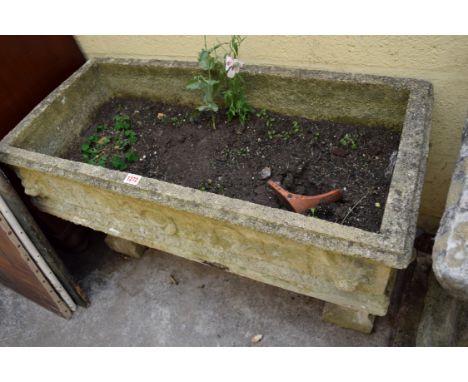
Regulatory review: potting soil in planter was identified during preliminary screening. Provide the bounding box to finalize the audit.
[63,97,401,233]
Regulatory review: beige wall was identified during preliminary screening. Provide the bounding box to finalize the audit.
[76,35,468,232]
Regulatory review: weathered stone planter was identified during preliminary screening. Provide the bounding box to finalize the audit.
[433,113,468,301]
[0,59,433,332]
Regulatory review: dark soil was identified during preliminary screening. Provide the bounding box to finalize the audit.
[64,97,401,233]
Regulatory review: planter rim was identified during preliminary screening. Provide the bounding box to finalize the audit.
[0,58,433,269]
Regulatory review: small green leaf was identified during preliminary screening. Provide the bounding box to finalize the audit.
[111,155,127,171]
[197,103,219,113]
[114,115,131,130]
[97,155,108,167]
[81,143,90,153]
[204,79,219,86]
[186,79,202,90]
[125,151,138,163]
[198,50,212,70]
[124,130,133,136]
[119,140,131,151]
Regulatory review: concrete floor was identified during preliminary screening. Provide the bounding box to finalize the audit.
[0,234,399,346]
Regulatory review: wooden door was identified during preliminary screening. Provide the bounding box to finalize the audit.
[0,169,88,317]
[0,36,89,317]
[0,35,89,254]
[0,35,85,139]
[0,211,73,318]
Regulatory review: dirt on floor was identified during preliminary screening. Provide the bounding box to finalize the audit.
[64,97,401,232]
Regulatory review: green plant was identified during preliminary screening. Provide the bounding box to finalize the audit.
[339,133,358,150]
[111,155,127,171]
[291,121,303,136]
[223,36,251,125]
[80,113,140,170]
[186,35,251,128]
[170,116,180,127]
[265,116,278,140]
[81,133,112,165]
[114,114,131,130]
[222,146,250,162]
[309,208,317,217]
[198,180,224,194]
[264,116,303,141]
[279,121,304,141]
[256,109,268,120]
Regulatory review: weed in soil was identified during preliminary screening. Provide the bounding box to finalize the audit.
[80,113,139,171]
[339,133,358,150]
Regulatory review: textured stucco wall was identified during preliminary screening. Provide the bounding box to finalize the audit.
[75,35,468,232]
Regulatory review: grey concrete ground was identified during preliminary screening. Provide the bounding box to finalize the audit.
[457,304,468,346]
[0,234,397,346]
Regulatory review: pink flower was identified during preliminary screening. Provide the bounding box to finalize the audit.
[225,55,243,78]
[225,56,234,70]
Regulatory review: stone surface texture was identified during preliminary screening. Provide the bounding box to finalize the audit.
[416,273,465,346]
[104,235,147,258]
[322,302,375,334]
[0,238,395,346]
[433,115,468,301]
[0,59,433,329]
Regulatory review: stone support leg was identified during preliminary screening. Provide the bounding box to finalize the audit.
[104,235,147,259]
[322,302,375,333]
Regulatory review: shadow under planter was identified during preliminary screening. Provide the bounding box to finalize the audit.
[0,59,433,333]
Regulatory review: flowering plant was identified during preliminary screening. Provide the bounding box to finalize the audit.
[225,56,242,78]
[186,35,251,128]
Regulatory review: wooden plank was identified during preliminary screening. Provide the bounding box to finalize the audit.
[0,37,91,305]
[0,195,76,311]
[0,169,89,306]
[0,213,72,319]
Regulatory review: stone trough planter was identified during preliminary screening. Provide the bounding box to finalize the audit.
[0,59,433,332]
[433,113,468,301]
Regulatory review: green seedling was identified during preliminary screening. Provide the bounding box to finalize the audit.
[170,116,180,126]
[97,155,108,167]
[280,121,304,141]
[222,147,250,161]
[198,180,224,194]
[111,155,128,171]
[265,117,278,140]
[339,133,358,150]
[125,151,139,163]
[114,114,131,130]
[124,130,137,144]
[256,109,268,120]
[81,113,139,170]
[266,119,304,141]
[291,121,303,136]
[309,208,317,217]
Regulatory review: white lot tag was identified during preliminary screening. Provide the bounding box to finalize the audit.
[124,173,141,185]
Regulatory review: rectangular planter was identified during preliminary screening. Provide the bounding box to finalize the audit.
[0,59,433,332]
